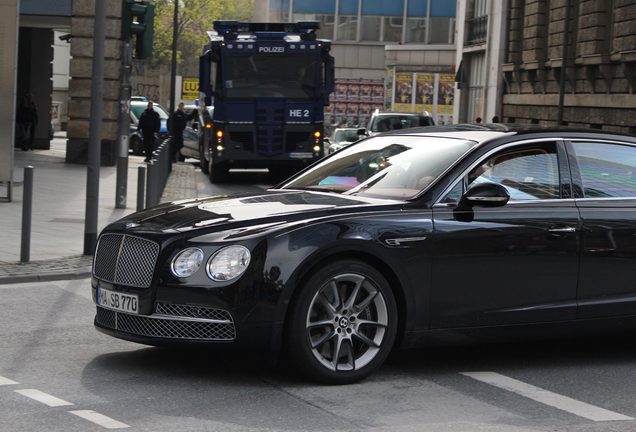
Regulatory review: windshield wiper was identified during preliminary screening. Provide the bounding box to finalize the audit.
[290,186,345,194]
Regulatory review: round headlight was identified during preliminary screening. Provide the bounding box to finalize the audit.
[171,248,204,278]
[206,245,251,282]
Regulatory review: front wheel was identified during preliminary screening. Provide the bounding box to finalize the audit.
[130,135,143,156]
[199,141,209,174]
[209,161,228,183]
[288,260,397,384]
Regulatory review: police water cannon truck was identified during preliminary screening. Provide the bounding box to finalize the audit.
[199,20,335,182]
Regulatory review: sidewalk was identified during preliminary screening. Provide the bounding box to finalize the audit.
[0,133,197,284]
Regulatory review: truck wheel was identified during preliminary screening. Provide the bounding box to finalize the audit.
[288,260,398,384]
[199,143,209,175]
[209,162,228,183]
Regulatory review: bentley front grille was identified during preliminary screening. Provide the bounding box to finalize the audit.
[95,304,236,341]
[93,234,160,288]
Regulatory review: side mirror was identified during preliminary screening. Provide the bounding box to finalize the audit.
[357,128,368,136]
[323,137,330,144]
[458,182,510,209]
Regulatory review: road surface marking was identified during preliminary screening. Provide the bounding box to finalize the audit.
[14,389,73,407]
[0,375,18,386]
[461,371,633,422]
[70,410,130,429]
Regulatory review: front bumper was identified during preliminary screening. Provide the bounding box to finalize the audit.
[94,302,236,343]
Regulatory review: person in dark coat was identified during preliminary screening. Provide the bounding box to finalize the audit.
[169,102,196,162]
[138,101,161,162]
[17,93,38,151]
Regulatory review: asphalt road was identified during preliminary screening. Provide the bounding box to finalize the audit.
[3,168,636,431]
[2,277,636,432]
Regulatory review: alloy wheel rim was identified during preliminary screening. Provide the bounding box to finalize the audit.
[305,273,388,372]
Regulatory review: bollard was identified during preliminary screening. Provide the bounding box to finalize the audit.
[137,165,146,211]
[20,166,34,263]
[146,160,156,208]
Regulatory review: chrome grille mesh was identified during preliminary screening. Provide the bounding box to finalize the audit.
[93,234,159,288]
[155,303,232,322]
[95,305,236,341]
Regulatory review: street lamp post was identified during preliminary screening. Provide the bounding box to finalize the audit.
[169,0,179,114]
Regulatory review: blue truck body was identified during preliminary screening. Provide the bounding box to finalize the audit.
[199,21,335,182]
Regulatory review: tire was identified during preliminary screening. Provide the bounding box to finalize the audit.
[209,161,228,183]
[130,136,143,156]
[288,260,397,384]
[199,142,209,175]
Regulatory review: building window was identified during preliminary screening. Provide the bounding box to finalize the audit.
[292,13,336,40]
[466,52,485,122]
[360,16,382,41]
[287,0,455,45]
[384,16,404,42]
[406,18,427,43]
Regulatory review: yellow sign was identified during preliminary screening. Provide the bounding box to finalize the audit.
[182,78,199,100]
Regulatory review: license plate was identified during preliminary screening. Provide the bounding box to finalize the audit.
[289,152,313,159]
[97,287,139,314]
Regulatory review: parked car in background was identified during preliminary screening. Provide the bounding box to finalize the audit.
[92,125,636,384]
[180,105,214,173]
[128,100,170,155]
[364,111,435,136]
[324,127,363,154]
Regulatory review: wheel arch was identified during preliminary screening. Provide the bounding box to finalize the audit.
[274,246,412,360]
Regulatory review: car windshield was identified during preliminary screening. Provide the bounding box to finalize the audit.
[371,115,434,132]
[334,129,360,143]
[130,103,169,120]
[281,136,473,199]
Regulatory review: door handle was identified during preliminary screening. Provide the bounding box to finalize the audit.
[548,226,577,233]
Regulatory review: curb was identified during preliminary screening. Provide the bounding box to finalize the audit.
[0,270,92,285]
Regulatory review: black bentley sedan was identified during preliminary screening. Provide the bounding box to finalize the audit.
[92,125,636,384]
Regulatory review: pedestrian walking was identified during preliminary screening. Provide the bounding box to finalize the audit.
[169,102,196,162]
[138,101,161,162]
[17,93,38,151]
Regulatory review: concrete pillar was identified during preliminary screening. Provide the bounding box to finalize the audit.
[66,0,122,165]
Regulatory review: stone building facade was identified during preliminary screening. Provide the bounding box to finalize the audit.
[66,0,123,165]
[502,0,636,134]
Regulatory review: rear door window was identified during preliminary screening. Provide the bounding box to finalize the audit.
[570,142,636,198]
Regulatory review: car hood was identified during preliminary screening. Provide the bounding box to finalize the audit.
[109,190,401,236]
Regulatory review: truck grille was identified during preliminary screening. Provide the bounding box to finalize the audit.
[95,304,236,341]
[256,127,283,156]
[93,234,159,288]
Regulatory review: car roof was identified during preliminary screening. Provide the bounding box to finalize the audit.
[375,123,636,145]
[373,112,430,117]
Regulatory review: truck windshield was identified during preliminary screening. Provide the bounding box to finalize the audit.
[224,54,317,99]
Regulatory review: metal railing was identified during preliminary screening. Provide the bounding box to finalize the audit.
[144,138,172,208]
[466,15,488,46]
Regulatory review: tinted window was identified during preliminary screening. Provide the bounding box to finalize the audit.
[224,54,317,98]
[441,145,560,203]
[571,142,636,198]
[371,115,434,132]
[334,129,360,143]
[466,146,560,201]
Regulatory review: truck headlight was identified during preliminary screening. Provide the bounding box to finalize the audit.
[206,245,251,281]
[171,248,204,278]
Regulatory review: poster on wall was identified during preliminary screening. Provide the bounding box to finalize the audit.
[394,73,413,112]
[325,78,386,135]
[436,74,455,125]
[415,73,434,114]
